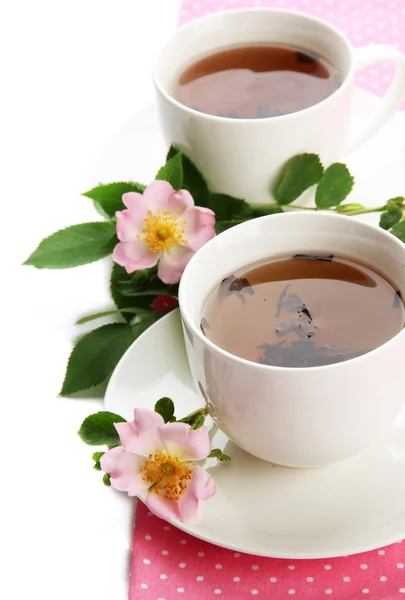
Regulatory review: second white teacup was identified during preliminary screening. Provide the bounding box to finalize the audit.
[153,9,405,204]
[179,212,405,468]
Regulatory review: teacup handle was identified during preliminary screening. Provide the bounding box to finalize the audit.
[346,45,405,155]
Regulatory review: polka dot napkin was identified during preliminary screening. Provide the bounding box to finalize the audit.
[130,503,405,599]
[129,2,405,598]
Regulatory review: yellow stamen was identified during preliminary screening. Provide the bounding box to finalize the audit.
[139,210,187,253]
[139,449,192,501]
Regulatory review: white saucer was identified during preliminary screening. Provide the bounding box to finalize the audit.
[105,310,405,559]
[101,89,405,559]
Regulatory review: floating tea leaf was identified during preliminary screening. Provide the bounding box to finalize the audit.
[275,284,307,316]
[259,340,369,368]
[221,275,254,304]
[296,51,318,64]
[393,290,402,308]
[293,254,334,261]
[300,307,312,320]
[200,317,210,335]
[201,256,405,368]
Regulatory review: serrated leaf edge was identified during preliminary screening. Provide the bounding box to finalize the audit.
[59,323,134,396]
[23,221,116,268]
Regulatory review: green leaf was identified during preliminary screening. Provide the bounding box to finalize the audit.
[133,313,162,338]
[60,323,135,395]
[117,266,178,299]
[390,220,405,243]
[208,449,223,459]
[120,288,176,298]
[83,182,146,219]
[24,222,117,269]
[178,407,207,429]
[103,473,111,486]
[131,269,153,285]
[208,193,253,222]
[315,163,354,209]
[214,222,232,235]
[386,196,405,210]
[156,152,183,189]
[154,397,175,423]
[208,448,231,461]
[182,153,210,207]
[110,263,154,321]
[213,205,283,234]
[92,451,105,470]
[274,154,324,205]
[165,146,210,207]
[166,145,178,161]
[250,205,284,218]
[78,411,126,446]
[191,414,205,430]
[380,210,402,230]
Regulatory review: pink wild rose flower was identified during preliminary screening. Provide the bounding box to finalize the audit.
[113,180,216,284]
[100,408,215,523]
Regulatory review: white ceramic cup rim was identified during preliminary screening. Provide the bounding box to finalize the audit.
[152,7,355,123]
[179,212,405,373]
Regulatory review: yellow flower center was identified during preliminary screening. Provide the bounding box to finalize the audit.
[139,449,192,500]
[139,210,187,253]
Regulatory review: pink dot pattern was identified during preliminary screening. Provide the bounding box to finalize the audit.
[179,0,405,110]
[129,504,405,599]
[130,2,405,598]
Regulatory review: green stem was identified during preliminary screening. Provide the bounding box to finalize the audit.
[282,204,387,216]
[284,204,320,211]
[344,206,386,216]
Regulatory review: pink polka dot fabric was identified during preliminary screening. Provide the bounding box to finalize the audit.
[179,0,405,110]
[129,2,405,598]
[130,504,405,599]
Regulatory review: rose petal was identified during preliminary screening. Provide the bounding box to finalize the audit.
[100,447,147,496]
[157,245,194,284]
[166,189,195,214]
[178,465,216,523]
[142,180,175,213]
[183,206,216,252]
[122,191,146,211]
[115,408,165,456]
[145,492,180,521]
[113,240,159,274]
[116,206,147,242]
[159,422,211,460]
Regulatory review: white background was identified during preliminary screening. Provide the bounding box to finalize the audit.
[3,2,405,599]
[1,1,180,598]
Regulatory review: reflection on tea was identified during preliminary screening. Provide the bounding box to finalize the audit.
[201,255,405,368]
[173,44,340,118]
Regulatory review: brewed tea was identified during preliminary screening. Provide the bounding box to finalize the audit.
[173,44,340,118]
[201,255,405,368]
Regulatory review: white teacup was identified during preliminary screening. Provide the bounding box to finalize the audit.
[153,8,405,205]
[178,212,405,468]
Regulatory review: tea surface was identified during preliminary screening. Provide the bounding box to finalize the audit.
[201,255,405,368]
[173,44,340,118]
